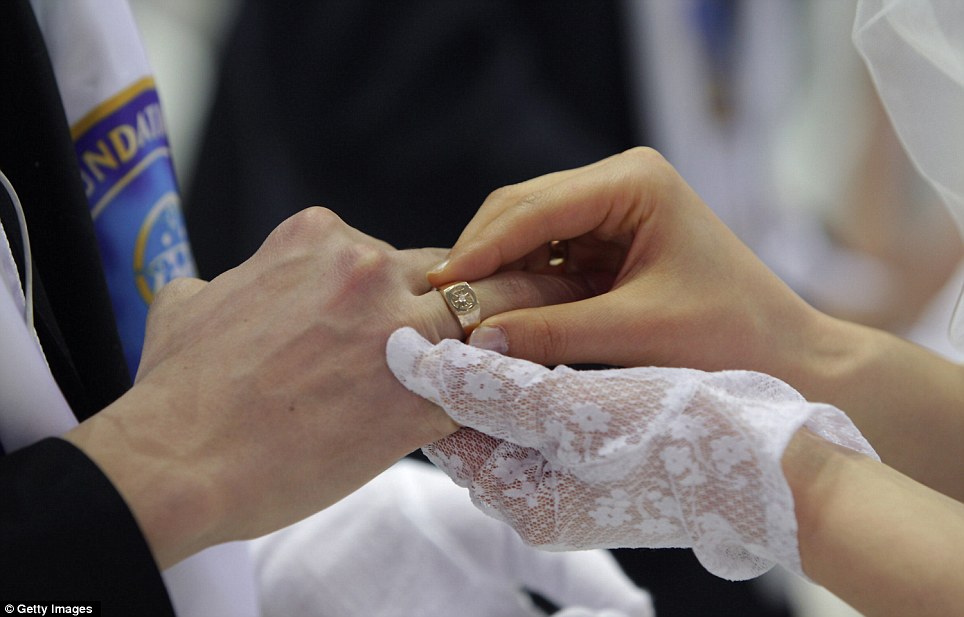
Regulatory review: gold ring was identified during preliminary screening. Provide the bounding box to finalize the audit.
[438,282,481,336]
[548,240,568,267]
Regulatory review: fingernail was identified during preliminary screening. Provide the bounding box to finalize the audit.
[428,259,449,275]
[468,326,508,354]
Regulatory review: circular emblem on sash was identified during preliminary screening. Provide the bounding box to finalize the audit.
[134,192,194,303]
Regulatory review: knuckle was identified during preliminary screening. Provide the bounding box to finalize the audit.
[275,206,343,244]
[292,205,342,233]
[333,242,391,286]
[618,146,677,199]
[516,190,545,213]
[632,147,678,184]
[257,207,348,262]
[623,145,666,167]
[483,184,517,205]
[621,146,675,183]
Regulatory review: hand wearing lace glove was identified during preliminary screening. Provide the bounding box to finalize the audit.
[427,147,964,508]
[386,328,878,581]
[252,460,653,617]
[406,148,964,615]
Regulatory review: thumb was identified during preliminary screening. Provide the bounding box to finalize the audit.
[386,326,560,446]
[468,296,623,367]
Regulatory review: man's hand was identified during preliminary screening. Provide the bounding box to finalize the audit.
[64,207,593,568]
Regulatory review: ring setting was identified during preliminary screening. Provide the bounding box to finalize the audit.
[438,282,481,336]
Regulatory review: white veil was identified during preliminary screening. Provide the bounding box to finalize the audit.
[852,0,964,347]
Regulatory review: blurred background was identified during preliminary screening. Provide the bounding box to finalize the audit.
[130,1,963,616]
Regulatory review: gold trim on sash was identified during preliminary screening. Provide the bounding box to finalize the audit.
[70,76,156,140]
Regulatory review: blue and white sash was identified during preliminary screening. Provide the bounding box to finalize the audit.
[25,2,258,614]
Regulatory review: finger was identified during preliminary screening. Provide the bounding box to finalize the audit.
[421,427,504,487]
[395,247,452,293]
[449,152,627,249]
[423,270,597,342]
[512,238,626,277]
[428,148,666,287]
[468,294,634,367]
[450,165,590,248]
[385,327,559,446]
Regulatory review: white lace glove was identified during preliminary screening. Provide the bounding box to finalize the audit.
[386,327,879,581]
[251,459,653,617]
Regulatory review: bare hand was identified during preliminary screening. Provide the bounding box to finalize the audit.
[65,207,593,568]
[429,147,825,384]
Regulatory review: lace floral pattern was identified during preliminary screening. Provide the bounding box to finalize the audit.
[387,327,879,581]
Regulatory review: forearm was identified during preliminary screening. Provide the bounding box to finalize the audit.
[785,312,964,501]
[783,430,964,616]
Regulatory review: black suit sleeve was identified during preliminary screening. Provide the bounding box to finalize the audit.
[0,438,175,617]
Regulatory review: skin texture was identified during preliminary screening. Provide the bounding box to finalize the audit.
[64,207,595,569]
[427,148,964,616]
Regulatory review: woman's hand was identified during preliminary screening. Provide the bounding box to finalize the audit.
[385,327,877,581]
[429,147,964,509]
[428,148,828,386]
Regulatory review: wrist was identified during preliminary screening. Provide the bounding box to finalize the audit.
[776,309,869,406]
[780,429,853,542]
[63,386,223,569]
[782,428,964,616]
[781,308,964,499]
